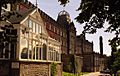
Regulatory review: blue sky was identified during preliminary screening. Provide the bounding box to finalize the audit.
[28,0,114,56]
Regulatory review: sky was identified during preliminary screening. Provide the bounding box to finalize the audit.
[28,0,115,56]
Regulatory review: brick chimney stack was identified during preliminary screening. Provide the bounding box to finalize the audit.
[99,36,103,55]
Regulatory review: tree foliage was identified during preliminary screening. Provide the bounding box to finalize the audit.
[0,0,21,18]
[75,0,120,34]
[58,0,69,6]
[111,49,120,75]
[59,0,120,45]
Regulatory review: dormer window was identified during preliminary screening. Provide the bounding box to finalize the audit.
[17,5,20,11]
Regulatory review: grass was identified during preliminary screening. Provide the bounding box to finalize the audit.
[62,72,88,76]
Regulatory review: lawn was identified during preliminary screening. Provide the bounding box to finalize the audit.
[62,72,88,76]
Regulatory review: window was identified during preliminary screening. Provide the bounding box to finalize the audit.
[0,45,3,58]
[28,45,32,59]
[36,23,39,34]
[43,44,47,60]
[48,46,60,61]
[33,41,36,59]
[28,20,32,29]
[49,24,51,30]
[54,27,55,32]
[33,22,36,33]
[29,32,32,38]
[20,37,28,59]
[39,25,42,33]
[39,47,42,60]
[21,47,28,59]
[60,31,62,36]
[17,5,19,10]
[57,29,59,34]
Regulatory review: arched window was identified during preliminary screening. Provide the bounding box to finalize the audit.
[43,44,47,60]
[20,37,28,59]
[21,47,28,59]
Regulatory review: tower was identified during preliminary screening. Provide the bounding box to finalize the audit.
[57,10,71,26]
[57,10,76,54]
[99,36,103,55]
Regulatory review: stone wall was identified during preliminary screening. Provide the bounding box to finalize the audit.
[0,60,62,76]
[0,60,10,76]
[56,64,62,76]
[20,61,62,76]
[75,56,83,73]
[20,62,50,76]
[62,54,75,73]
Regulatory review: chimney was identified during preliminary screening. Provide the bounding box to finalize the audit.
[99,36,103,55]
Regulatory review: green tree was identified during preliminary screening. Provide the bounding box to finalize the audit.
[111,49,120,75]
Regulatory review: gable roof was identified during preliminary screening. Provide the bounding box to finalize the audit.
[2,8,36,24]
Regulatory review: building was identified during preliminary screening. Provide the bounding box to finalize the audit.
[75,35,84,73]
[93,52,107,72]
[76,34,94,72]
[76,34,107,72]
[0,0,77,75]
[0,5,62,76]
[0,0,108,74]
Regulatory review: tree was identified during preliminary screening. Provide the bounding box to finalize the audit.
[0,0,23,20]
[59,0,120,34]
[111,49,120,76]
[109,36,120,75]
[58,0,69,6]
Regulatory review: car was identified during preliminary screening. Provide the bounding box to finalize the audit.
[100,68,111,74]
[99,73,111,76]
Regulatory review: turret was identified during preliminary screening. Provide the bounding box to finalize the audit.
[57,10,71,26]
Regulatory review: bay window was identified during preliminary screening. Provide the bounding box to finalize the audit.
[20,19,61,62]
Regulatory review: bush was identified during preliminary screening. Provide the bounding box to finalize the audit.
[117,70,120,76]
[51,63,57,76]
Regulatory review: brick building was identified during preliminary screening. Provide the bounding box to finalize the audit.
[0,1,62,76]
[0,0,108,75]
[0,0,77,75]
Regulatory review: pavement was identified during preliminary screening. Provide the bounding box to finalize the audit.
[81,72,111,76]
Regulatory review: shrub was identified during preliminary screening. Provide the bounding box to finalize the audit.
[51,63,57,76]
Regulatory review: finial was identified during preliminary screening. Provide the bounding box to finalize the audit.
[36,0,38,7]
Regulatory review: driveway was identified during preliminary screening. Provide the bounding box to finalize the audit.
[81,72,111,76]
